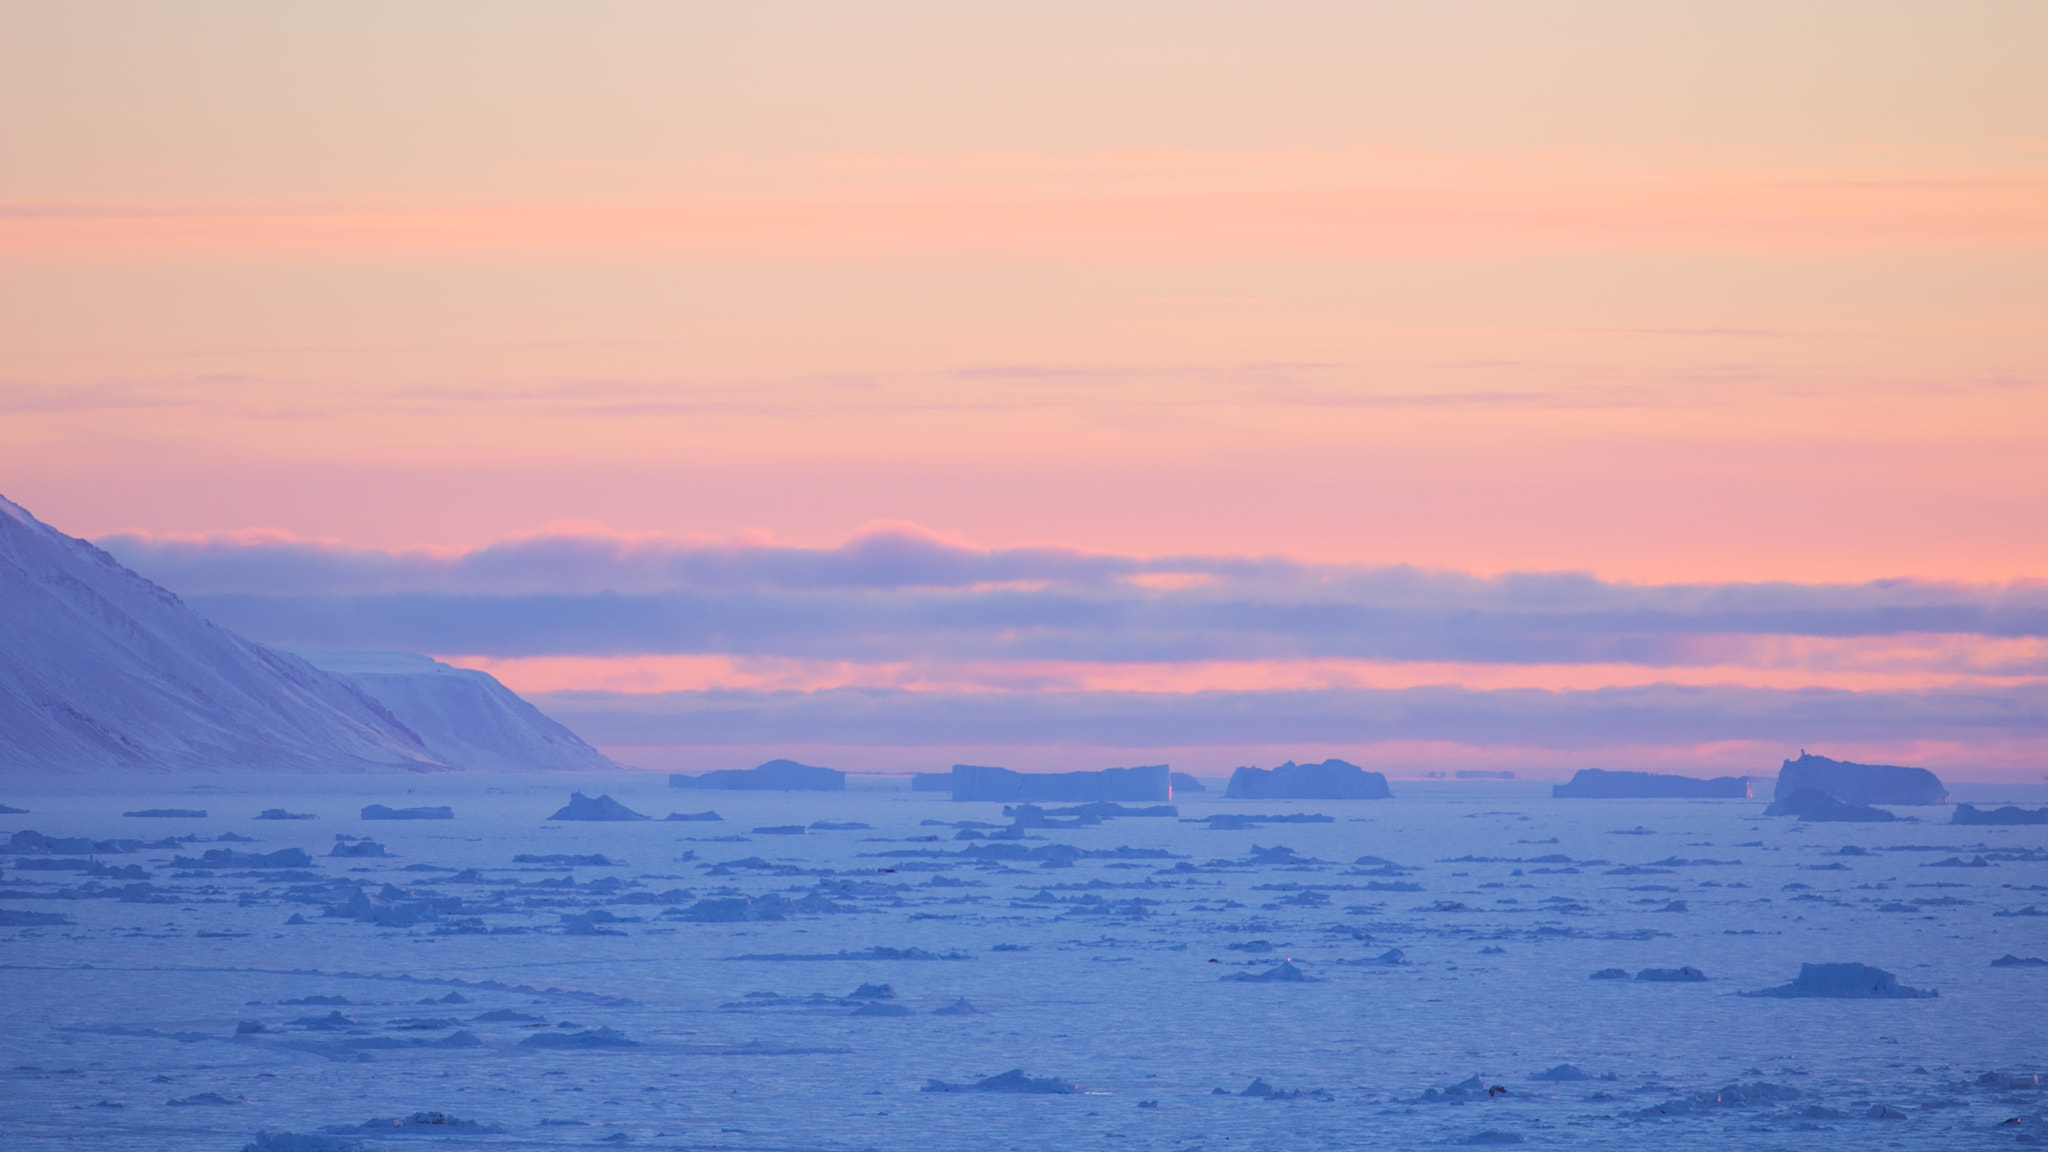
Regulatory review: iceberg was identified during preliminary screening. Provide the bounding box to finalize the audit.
[1772,751,1948,806]
[1551,770,1750,799]
[1742,962,1936,999]
[1951,803,2048,825]
[1226,759,1391,800]
[949,763,1169,802]
[669,759,845,791]
[547,793,649,821]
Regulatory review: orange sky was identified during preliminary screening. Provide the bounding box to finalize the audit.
[4,4,2048,776]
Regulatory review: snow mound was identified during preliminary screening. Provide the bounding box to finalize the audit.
[1742,962,1937,999]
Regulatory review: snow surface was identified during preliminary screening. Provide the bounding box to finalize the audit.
[1,775,2042,1151]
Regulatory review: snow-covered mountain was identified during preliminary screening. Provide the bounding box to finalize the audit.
[0,493,449,773]
[0,493,619,773]
[292,649,622,773]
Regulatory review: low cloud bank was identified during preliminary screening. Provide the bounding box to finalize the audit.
[99,526,2048,668]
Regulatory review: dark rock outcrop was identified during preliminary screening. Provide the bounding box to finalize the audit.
[1226,759,1391,800]
[1741,962,1936,999]
[670,759,845,791]
[1773,752,1948,806]
[950,763,1169,802]
[1551,770,1749,799]
[1952,803,2048,825]
[547,793,649,821]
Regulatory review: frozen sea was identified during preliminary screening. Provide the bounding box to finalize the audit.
[3,774,2044,1151]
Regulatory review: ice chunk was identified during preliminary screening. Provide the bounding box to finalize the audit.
[1529,1064,1591,1081]
[240,1134,365,1152]
[547,793,649,821]
[951,764,1168,802]
[931,999,979,1015]
[1221,961,1316,983]
[1951,803,2048,825]
[923,1069,1076,1094]
[1552,770,1750,798]
[670,759,846,791]
[0,909,72,926]
[360,804,453,820]
[1741,962,1937,999]
[329,840,390,858]
[1764,789,1898,822]
[662,811,723,821]
[256,809,318,820]
[1635,967,1706,982]
[1226,759,1391,800]
[516,1027,638,1049]
[123,808,207,818]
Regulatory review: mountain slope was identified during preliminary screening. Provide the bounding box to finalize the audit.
[293,649,623,772]
[0,494,450,773]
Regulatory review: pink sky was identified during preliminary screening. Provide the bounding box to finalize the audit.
[5,3,2046,777]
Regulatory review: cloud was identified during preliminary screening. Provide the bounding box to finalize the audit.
[97,526,2048,669]
[534,681,2048,752]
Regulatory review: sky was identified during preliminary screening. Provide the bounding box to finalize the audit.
[4,3,2046,778]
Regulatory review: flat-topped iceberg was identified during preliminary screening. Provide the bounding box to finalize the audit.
[949,763,1169,802]
[1552,770,1749,799]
